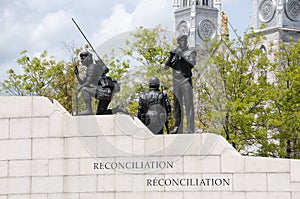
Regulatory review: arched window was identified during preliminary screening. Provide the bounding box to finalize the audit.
[259,45,268,77]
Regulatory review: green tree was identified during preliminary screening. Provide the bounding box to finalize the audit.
[107,26,175,116]
[196,30,274,155]
[197,29,300,158]
[267,39,300,158]
[1,50,76,112]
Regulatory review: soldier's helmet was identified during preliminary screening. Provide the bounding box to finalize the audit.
[80,52,93,66]
[148,76,160,89]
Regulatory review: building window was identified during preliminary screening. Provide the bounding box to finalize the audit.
[203,0,208,6]
[183,0,188,7]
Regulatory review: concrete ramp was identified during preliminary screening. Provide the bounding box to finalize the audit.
[0,96,299,199]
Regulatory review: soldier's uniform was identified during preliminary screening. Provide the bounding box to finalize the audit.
[138,77,171,134]
[165,35,197,134]
[75,52,126,115]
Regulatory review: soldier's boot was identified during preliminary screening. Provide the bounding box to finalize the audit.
[112,105,129,115]
[170,126,183,134]
[78,98,93,115]
[170,126,179,134]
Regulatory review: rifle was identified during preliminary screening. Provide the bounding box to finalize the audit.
[71,18,104,63]
[161,84,170,134]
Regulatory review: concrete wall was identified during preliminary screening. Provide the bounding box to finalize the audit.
[0,96,299,199]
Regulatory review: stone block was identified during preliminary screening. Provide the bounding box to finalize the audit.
[145,135,164,156]
[221,192,246,199]
[8,194,47,199]
[132,134,146,155]
[221,150,244,173]
[0,161,8,177]
[32,117,49,138]
[0,96,32,118]
[8,177,31,194]
[183,156,220,173]
[131,174,146,192]
[62,114,77,137]
[79,157,115,175]
[98,136,116,157]
[115,192,145,199]
[245,157,289,173]
[31,176,63,193]
[79,193,114,199]
[0,178,7,194]
[49,111,64,137]
[10,118,32,138]
[96,115,116,136]
[32,138,64,159]
[114,115,144,136]
[98,175,115,192]
[0,139,31,160]
[292,192,300,199]
[183,192,221,199]
[74,116,107,137]
[233,173,267,191]
[65,137,96,158]
[267,173,300,192]
[291,160,300,182]
[164,134,200,156]
[9,160,48,176]
[98,174,132,192]
[48,193,79,199]
[49,159,80,176]
[162,192,184,199]
[0,119,9,139]
[114,135,133,156]
[246,192,292,199]
[199,133,237,156]
[64,176,97,193]
[32,97,55,117]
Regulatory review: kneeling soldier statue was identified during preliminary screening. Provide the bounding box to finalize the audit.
[74,51,128,115]
[137,77,171,134]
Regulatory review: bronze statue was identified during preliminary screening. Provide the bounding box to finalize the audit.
[74,52,104,115]
[74,51,128,115]
[165,35,197,134]
[137,77,171,134]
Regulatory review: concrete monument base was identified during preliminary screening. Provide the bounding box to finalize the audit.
[0,96,299,199]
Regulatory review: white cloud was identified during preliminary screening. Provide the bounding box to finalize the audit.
[92,0,174,46]
[132,0,174,29]
[91,4,134,45]
[30,10,73,45]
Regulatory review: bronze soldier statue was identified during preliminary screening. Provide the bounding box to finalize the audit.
[165,35,197,134]
[137,77,171,134]
[74,51,128,115]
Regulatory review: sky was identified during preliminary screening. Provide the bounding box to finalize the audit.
[0,0,252,83]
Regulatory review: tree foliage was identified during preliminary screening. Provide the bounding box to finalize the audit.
[106,26,175,118]
[1,50,76,112]
[197,29,300,158]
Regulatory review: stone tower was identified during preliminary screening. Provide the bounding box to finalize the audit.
[173,0,221,49]
[251,0,300,49]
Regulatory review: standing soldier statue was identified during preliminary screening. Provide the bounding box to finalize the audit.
[165,34,197,134]
[137,77,171,134]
